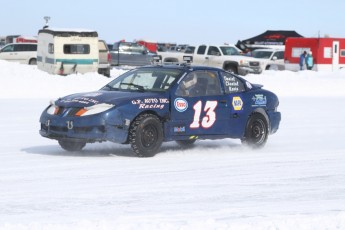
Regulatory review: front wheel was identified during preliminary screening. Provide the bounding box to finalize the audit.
[225,65,238,74]
[241,113,268,148]
[58,140,86,151]
[129,114,163,157]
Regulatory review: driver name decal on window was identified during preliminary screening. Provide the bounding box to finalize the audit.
[221,72,245,93]
[224,75,240,92]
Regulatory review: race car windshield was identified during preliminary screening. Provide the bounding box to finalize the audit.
[101,68,183,92]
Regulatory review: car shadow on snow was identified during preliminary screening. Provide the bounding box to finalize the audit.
[22,143,137,158]
[22,140,242,158]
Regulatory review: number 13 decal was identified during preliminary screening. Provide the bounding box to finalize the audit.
[190,100,218,129]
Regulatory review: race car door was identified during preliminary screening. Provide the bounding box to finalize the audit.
[170,70,231,137]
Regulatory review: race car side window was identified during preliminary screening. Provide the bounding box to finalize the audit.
[175,70,221,97]
[221,72,245,94]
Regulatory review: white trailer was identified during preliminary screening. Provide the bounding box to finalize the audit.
[37,28,99,75]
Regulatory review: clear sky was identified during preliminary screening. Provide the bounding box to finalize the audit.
[1,0,344,45]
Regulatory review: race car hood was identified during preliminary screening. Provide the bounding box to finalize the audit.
[54,90,166,108]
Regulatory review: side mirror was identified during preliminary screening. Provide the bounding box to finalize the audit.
[272,56,277,61]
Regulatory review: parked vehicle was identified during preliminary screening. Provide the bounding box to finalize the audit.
[167,44,188,52]
[37,28,99,75]
[0,43,37,65]
[284,37,345,71]
[39,64,281,157]
[107,44,113,51]
[5,35,20,44]
[98,40,112,77]
[157,42,177,52]
[15,35,37,43]
[136,39,158,53]
[251,48,285,70]
[157,44,262,75]
[110,41,155,66]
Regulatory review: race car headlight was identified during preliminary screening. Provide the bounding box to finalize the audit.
[76,103,115,116]
[47,100,59,115]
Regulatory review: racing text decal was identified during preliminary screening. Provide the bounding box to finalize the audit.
[60,96,101,105]
[131,98,169,110]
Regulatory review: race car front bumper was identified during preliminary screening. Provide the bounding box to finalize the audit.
[39,111,129,144]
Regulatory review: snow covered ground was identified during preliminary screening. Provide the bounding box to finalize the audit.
[1,60,345,229]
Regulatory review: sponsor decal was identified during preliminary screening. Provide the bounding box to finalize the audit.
[173,126,186,133]
[252,94,267,106]
[60,97,100,105]
[131,98,169,110]
[174,98,188,112]
[232,96,243,111]
[83,92,102,97]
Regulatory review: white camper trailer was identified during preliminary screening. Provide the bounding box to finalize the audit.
[37,28,99,75]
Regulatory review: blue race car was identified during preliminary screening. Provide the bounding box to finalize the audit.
[39,64,281,157]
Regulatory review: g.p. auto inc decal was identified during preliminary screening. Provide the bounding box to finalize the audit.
[131,98,169,109]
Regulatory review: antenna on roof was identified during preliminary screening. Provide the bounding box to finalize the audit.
[43,16,51,29]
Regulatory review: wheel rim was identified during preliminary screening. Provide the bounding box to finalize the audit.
[251,119,266,144]
[141,124,158,148]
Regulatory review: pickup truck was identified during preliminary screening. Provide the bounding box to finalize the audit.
[110,41,155,66]
[251,48,285,70]
[98,40,112,77]
[156,44,262,75]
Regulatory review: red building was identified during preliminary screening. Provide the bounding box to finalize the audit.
[284,37,345,71]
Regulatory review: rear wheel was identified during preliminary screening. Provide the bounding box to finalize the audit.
[129,114,163,157]
[58,140,86,151]
[29,58,37,65]
[242,113,268,148]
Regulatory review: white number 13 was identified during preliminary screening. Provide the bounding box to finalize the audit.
[190,101,218,129]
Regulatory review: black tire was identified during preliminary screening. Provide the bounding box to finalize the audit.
[58,140,86,151]
[104,69,111,77]
[242,113,268,148]
[98,68,111,77]
[29,58,37,65]
[176,139,196,147]
[225,65,238,74]
[129,114,163,157]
